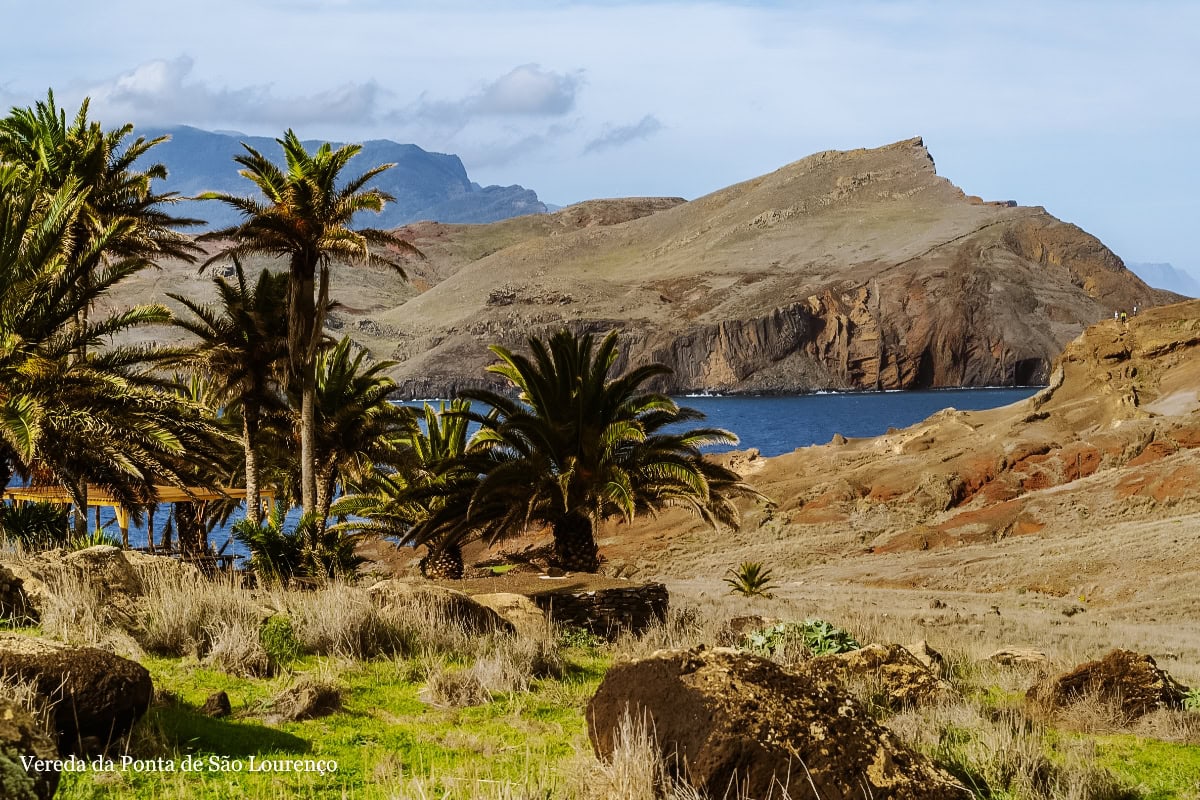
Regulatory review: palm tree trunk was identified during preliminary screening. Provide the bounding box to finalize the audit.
[243,399,261,526]
[290,265,319,517]
[72,482,89,539]
[552,511,600,573]
[315,469,335,535]
[175,501,203,558]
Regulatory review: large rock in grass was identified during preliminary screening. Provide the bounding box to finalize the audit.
[0,697,59,800]
[803,643,956,710]
[0,633,153,754]
[366,580,514,635]
[588,647,970,800]
[1,546,144,627]
[0,565,37,624]
[1027,648,1188,719]
[472,593,549,639]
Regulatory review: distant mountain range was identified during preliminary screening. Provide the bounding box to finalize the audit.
[143,126,547,230]
[1126,262,1199,297]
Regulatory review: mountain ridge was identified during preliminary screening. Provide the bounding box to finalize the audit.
[143,125,547,229]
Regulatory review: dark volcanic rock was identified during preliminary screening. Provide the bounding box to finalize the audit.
[1027,648,1189,719]
[0,633,153,755]
[531,583,668,639]
[587,647,970,800]
[0,697,59,800]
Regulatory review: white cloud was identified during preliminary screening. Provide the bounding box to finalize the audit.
[584,115,663,154]
[77,56,385,129]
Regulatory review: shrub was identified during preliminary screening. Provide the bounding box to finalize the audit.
[259,615,301,669]
[724,561,777,598]
[0,501,69,550]
[742,619,861,659]
[235,507,362,582]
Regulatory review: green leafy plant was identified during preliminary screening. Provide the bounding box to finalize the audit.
[234,505,362,582]
[557,625,605,650]
[742,619,861,658]
[259,615,301,669]
[0,501,69,550]
[69,530,123,551]
[1185,687,1200,712]
[724,561,777,598]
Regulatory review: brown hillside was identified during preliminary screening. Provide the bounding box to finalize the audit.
[374,137,1175,396]
[599,300,1200,618]
[106,138,1174,396]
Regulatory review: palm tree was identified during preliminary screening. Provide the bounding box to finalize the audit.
[412,329,765,572]
[168,260,290,525]
[0,169,229,536]
[0,90,202,293]
[334,399,477,579]
[198,131,420,520]
[309,337,414,528]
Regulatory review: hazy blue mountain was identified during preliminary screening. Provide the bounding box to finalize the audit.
[143,126,547,230]
[1127,262,1200,297]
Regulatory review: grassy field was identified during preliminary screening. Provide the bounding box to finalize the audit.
[5,559,1199,800]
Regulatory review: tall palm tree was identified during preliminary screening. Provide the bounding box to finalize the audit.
[412,329,765,572]
[309,337,415,528]
[334,399,477,579]
[0,169,229,535]
[1,92,203,527]
[198,131,419,520]
[0,90,202,291]
[168,260,289,525]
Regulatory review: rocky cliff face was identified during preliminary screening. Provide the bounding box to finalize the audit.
[117,137,1176,396]
[358,138,1174,396]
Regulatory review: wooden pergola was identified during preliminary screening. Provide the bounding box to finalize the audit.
[2,484,274,548]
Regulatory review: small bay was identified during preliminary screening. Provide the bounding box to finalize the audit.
[77,387,1041,554]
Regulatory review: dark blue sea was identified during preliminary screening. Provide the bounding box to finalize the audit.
[74,387,1041,556]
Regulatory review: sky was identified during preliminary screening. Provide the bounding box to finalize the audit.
[3,0,1198,277]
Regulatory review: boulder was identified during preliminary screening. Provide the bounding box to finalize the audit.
[804,643,956,710]
[63,546,143,597]
[472,593,548,639]
[0,633,153,754]
[1027,649,1188,719]
[906,640,947,678]
[0,565,37,624]
[1,547,144,627]
[588,647,970,800]
[200,691,231,718]
[988,647,1049,668]
[367,580,514,635]
[268,682,341,723]
[123,550,204,587]
[0,697,59,800]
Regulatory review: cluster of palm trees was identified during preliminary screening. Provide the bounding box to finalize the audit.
[0,90,761,577]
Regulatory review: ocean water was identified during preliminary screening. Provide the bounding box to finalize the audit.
[68,387,1040,556]
[673,387,1040,457]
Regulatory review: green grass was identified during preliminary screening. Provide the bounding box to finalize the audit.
[56,650,609,799]
[1093,735,1200,800]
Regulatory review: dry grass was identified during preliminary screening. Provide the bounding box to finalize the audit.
[567,709,705,800]
[0,671,54,733]
[887,698,1134,800]
[425,629,565,707]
